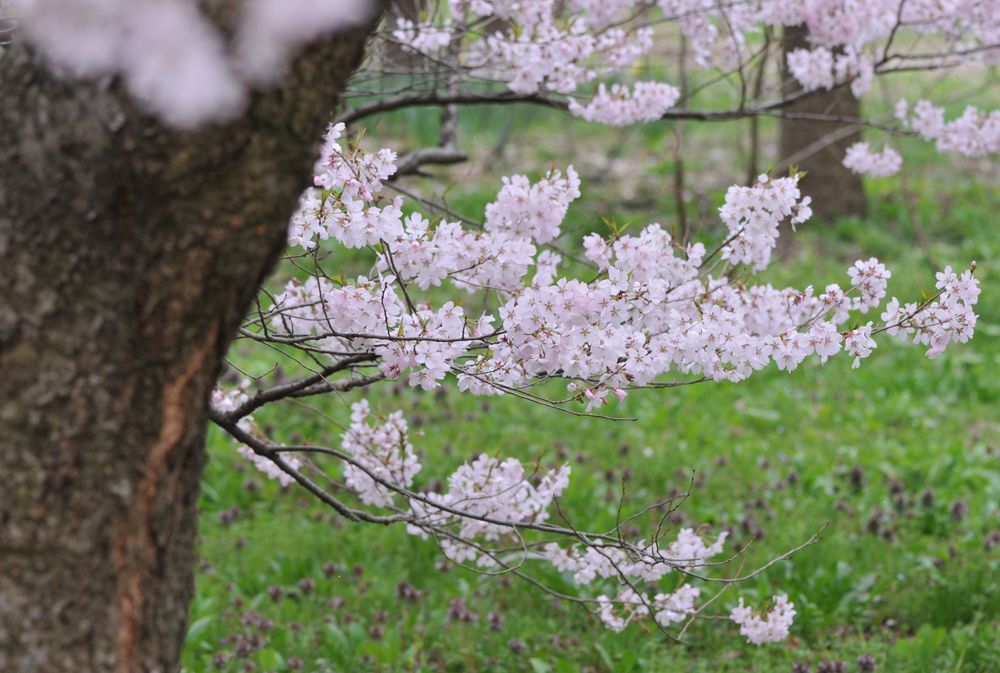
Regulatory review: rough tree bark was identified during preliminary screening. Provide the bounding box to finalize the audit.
[0,8,378,673]
[780,25,867,221]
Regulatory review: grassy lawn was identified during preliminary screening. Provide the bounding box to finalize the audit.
[182,69,999,672]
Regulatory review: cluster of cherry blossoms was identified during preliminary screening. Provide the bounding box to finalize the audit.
[211,382,301,486]
[543,527,728,588]
[597,584,794,643]
[594,585,700,633]
[340,400,421,507]
[718,174,813,271]
[13,0,998,178]
[847,257,892,313]
[786,45,874,96]
[730,594,797,644]
[390,17,453,54]
[288,122,579,296]
[388,0,662,98]
[897,100,1000,158]
[842,142,902,177]
[484,165,581,244]
[288,122,400,249]
[881,264,979,359]
[218,90,977,646]
[273,124,980,407]
[386,0,1000,96]
[9,0,375,127]
[334,399,573,565]
[407,453,571,565]
[339,401,571,564]
[567,82,681,125]
[374,0,998,178]
[13,0,1000,157]
[215,389,797,642]
[477,6,655,95]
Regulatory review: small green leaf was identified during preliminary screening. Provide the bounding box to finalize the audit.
[529,658,552,673]
[185,616,214,644]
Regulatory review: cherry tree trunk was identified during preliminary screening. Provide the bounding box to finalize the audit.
[780,25,867,221]
[0,16,375,673]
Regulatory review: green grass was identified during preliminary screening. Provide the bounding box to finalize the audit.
[182,73,999,672]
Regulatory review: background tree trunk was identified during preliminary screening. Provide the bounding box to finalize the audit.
[0,11,377,673]
[780,25,867,221]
